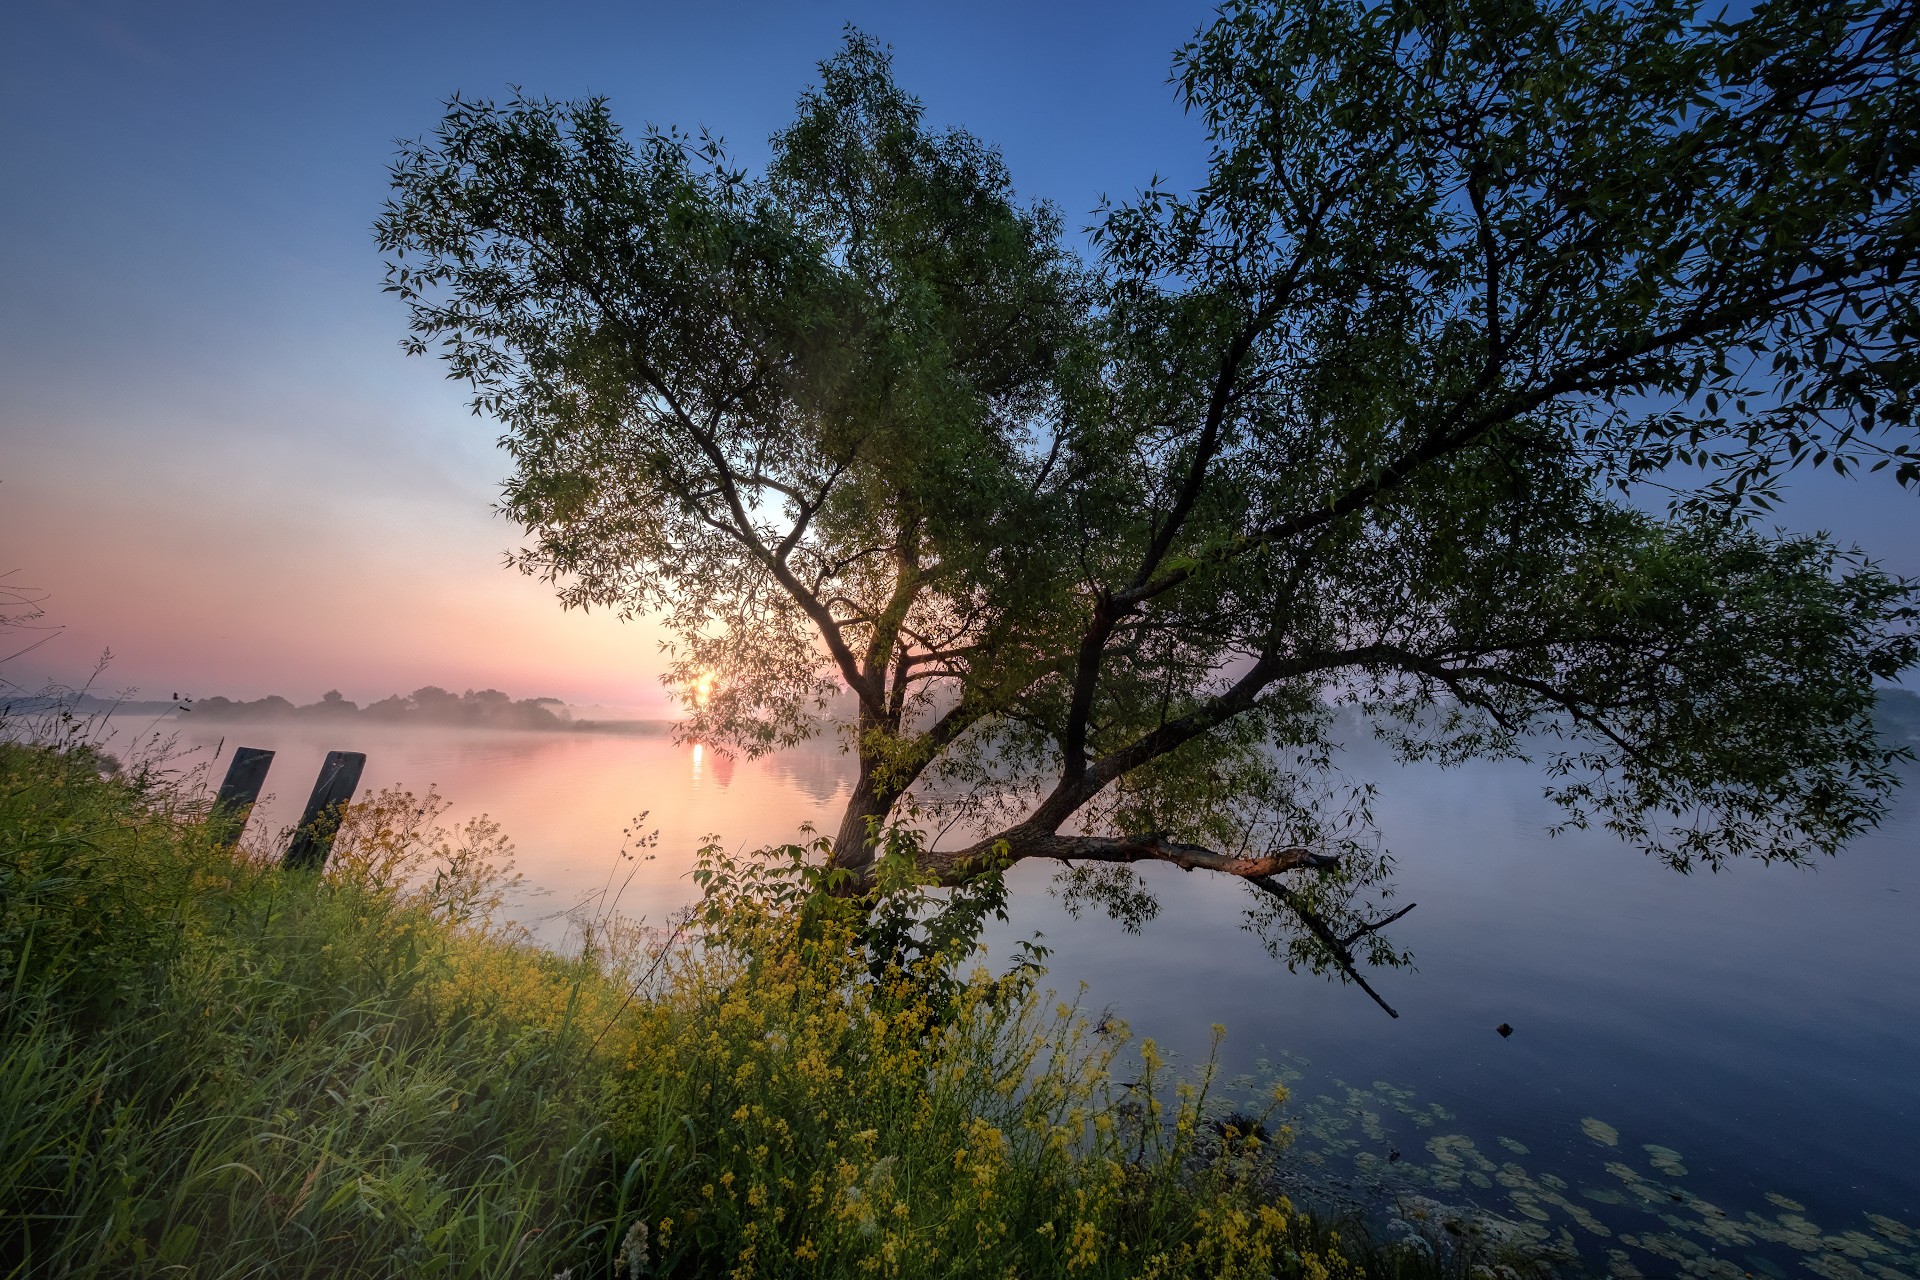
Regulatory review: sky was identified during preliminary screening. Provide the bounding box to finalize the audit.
[2,0,1915,711]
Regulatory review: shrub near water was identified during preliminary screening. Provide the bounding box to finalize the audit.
[594,833,1342,1279]
[0,738,1361,1279]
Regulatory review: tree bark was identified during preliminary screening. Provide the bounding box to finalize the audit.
[830,756,904,876]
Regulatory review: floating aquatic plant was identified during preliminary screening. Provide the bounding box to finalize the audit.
[1242,1056,1920,1280]
[1582,1117,1622,1147]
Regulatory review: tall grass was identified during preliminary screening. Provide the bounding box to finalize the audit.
[0,740,605,1277]
[0,732,1380,1278]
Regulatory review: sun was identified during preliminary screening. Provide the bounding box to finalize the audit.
[691,670,717,708]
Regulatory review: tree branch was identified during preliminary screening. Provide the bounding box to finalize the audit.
[993,831,1342,878]
[1247,875,1403,1018]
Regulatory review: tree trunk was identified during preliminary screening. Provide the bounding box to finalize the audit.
[830,759,900,879]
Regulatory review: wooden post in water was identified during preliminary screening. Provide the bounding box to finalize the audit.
[209,746,274,849]
[284,750,366,871]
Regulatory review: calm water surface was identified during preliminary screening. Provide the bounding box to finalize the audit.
[156,719,1920,1273]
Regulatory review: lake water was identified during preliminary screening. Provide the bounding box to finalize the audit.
[148,717,1920,1276]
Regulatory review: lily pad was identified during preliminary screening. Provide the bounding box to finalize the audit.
[1779,1213,1822,1238]
[1561,1202,1612,1237]
[1581,1117,1621,1147]
[1605,1247,1645,1278]
[1863,1214,1909,1243]
[1804,1253,1872,1280]
[1865,1263,1919,1280]
[1510,1193,1553,1223]
[1643,1143,1689,1177]
[1830,1230,1891,1260]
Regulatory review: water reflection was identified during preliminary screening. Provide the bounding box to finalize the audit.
[688,742,737,790]
[163,721,848,940]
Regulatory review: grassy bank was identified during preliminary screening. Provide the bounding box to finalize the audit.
[0,736,1387,1279]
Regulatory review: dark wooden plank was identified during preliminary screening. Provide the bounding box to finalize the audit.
[283,750,366,871]
[209,746,274,849]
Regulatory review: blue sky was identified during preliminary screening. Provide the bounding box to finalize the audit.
[2,0,1913,706]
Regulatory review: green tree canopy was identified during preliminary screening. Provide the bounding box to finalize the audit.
[378,0,1919,1011]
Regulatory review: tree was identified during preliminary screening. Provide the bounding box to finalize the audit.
[378,0,1918,1011]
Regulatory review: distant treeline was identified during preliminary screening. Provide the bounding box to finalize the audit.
[192,686,575,731]
[2,687,670,735]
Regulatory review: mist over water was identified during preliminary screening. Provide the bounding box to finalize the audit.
[156,716,1920,1259]
[160,721,851,941]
